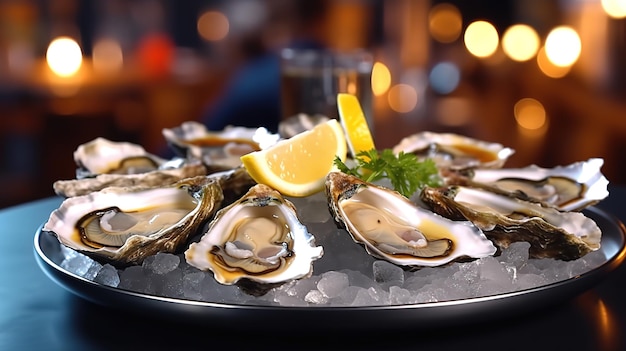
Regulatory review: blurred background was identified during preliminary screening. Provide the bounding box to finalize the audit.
[1,0,625,209]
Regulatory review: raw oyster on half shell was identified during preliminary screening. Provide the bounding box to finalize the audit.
[420,185,602,261]
[325,172,497,268]
[43,176,224,265]
[445,158,609,212]
[185,184,323,296]
[392,132,514,171]
[162,121,280,172]
[73,137,169,178]
[54,137,207,197]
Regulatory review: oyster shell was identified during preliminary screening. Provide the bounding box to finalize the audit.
[392,131,514,170]
[43,176,224,265]
[278,113,330,139]
[446,158,609,212]
[73,137,168,178]
[185,183,323,296]
[325,172,497,268]
[420,185,602,261]
[162,121,280,171]
[53,160,207,198]
[54,138,207,197]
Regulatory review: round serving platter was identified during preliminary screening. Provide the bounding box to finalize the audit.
[34,206,626,331]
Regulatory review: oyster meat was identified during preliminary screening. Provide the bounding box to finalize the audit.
[325,172,497,268]
[43,176,224,265]
[162,121,280,171]
[420,185,602,261]
[392,131,514,170]
[185,183,323,295]
[446,158,609,212]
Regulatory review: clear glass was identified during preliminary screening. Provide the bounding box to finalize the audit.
[280,48,374,132]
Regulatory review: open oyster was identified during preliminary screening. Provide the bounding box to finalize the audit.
[392,131,514,170]
[420,185,602,261]
[445,158,609,212]
[162,121,280,172]
[185,183,323,296]
[43,176,224,265]
[54,137,207,197]
[325,172,497,268]
[73,137,169,178]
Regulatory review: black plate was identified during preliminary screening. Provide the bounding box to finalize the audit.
[34,207,626,331]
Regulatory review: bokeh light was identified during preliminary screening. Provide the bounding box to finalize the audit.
[93,39,124,74]
[464,21,499,58]
[387,84,418,113]
[601,0,626,18]
[428,3,463,43]
[502,24,540,62]
[46,37,83,77]
[514,98,547,131]
[545,26,581,67]
[536,46,571,78]
[429,62,460,94]
[371,61,391,96]
[198,11,229,41]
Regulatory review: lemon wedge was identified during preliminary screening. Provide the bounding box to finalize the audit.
[337,93,376,158]
[240,119,347,197]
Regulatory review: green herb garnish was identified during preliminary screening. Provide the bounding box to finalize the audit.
[334,149,442,198]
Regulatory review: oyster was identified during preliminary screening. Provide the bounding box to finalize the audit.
[420,185,602,261]
[392,131,514,170]
[43,176,224,265]
[446,158,609,212]
[162,121,280,171]
[185,184,323,296]
[325,172,497,268]
[54,138,207,197]
[73,137,169,178]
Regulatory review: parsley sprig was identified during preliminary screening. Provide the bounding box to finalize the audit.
[334,149,442,198]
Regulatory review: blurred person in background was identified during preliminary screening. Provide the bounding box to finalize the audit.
[200,0,329,133]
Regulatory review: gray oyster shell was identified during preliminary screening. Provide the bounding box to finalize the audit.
[54,137,208,197]
[278,113,330,139]
[185,183,323,296]
[325,172,497,268]
[392,131,515,171]
[420,185,602,261]
[162,121,279,172]
[445,158,609,212]
[43,176,224,265]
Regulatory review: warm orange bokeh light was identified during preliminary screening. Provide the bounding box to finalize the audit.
[371,62,391,96]
[93,39,124,74]
[536,46,571,78]
[46,37,82,77]
[545,26,581,67]
[198,11,229,41]
[602,0,626,18]
[514,98,546,131]
[388,84,418,113]
[429,3,463,43]
[464,21,499,58]
[502,24,540,62]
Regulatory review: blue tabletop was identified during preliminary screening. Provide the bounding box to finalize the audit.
[1,187,626,351]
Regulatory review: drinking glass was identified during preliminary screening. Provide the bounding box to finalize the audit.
[280,48,374,132]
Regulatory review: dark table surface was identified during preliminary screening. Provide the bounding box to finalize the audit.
[2,186,626,351]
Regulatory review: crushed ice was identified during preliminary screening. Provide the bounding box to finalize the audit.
[56,191,607,307]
